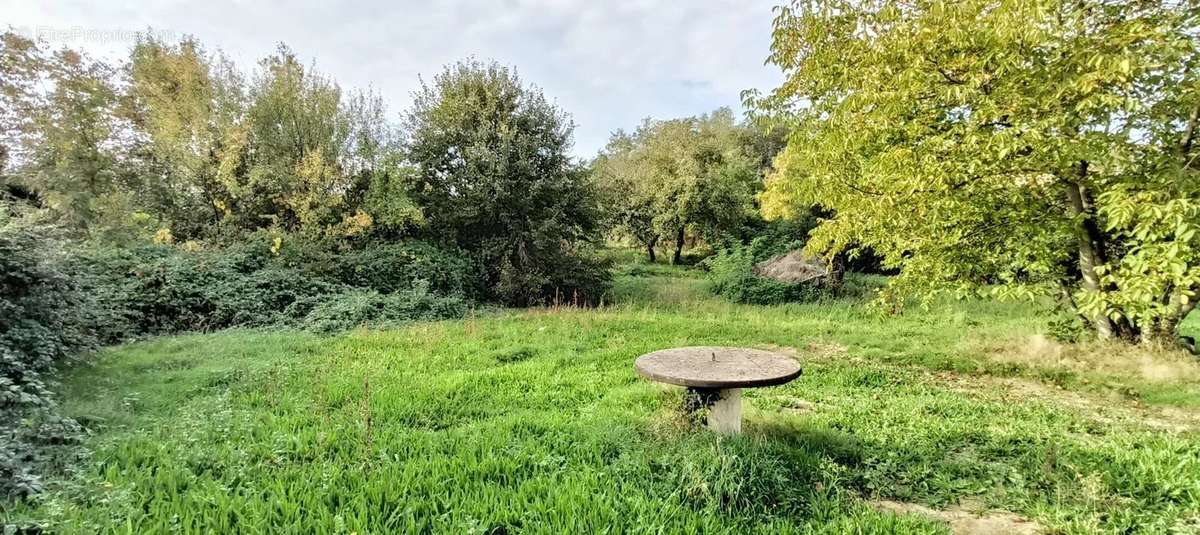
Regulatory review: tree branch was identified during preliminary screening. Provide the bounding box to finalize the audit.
[1181,102,1199,158]
[935,67,966,86]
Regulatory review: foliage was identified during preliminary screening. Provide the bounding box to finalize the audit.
[701,225,879,306]
[591,109,773,263]
[0,208,90,500]
[0,33,127,234]
[73,243,328,338]
[5,262,1199,532]
[322,241,482,299]
[403,59,609,305]
[705,244,821,305]
[752,0,1200,342]
[0,32,416,243]
[72,238,475,340]
[299,284,468,334]
[123,36,248,238]
[3,32,610,309]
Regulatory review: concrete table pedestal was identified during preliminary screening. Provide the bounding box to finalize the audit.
[695,387,742,434]
[636,347,801,435]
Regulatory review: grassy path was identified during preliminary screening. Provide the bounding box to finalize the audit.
[5,262,1199,533]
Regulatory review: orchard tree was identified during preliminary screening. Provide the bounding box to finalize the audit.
[591,129,662,261]
[592,108,763,264]
[754,0,1200,343]
[403,59,606,305]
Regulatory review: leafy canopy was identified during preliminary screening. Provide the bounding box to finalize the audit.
[754,0,1200,341]
[591,108,767,262]
[403,59,607,305]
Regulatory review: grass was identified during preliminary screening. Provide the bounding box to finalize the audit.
[4,256,1200,533]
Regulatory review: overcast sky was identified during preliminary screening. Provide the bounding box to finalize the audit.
[3,0,785,159]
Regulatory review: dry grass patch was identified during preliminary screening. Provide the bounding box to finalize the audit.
[968,334,1200,383]
[872,499,1043,535]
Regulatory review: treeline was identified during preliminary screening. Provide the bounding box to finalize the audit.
[1,32,614,303]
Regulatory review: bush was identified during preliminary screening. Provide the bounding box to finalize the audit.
[73,244,349,338]
[328,241,483,299]
[72,237,479,340]
[705,245,824,305]
[300,283,468,334]
[492,245,612,307]
[0,213,91,500]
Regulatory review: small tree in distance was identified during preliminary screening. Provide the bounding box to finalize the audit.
[591,108,764,264]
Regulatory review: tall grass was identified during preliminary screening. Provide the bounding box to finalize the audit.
[3,259,1198,533]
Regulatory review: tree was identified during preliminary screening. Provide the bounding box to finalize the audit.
[591,108,764,264]
[753,0,1200,343]
[0,32,46,191]
[1,33,126,234]
[125,35,249,237]
[591,130,662,261]
[403,59,607,305]
[125,39,409,241]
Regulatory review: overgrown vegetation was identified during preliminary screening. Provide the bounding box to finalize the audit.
[72,238,477,340]
[3,1,1200,530]
[3,261,1197,533]
[705,221,815,304]
[0,211,90,499]
[0,32,608,500]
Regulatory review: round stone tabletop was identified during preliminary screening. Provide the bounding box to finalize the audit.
[634,346,801,389]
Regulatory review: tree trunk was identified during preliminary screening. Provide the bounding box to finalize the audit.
[672,227,685,265]
[1065,162,1136,341]
[645,235,658,263]
[827,252,847,290]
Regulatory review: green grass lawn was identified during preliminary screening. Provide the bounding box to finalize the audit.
[5,259,1200,533]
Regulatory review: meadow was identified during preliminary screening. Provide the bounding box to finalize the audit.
[4,258,1199,534]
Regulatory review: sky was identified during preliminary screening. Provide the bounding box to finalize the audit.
[2,0,785,159]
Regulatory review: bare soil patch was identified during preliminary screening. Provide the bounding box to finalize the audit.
[872,499,1043,535]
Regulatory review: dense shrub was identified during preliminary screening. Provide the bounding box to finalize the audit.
[72,245,340,339]
[0,214,91,499]
[705,245,824,305]
[492,244,612,306]
[73,240,477,338]
[327,241,483,299]
[300,283,469,334]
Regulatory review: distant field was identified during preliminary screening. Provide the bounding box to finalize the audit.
[4,259,1199,533]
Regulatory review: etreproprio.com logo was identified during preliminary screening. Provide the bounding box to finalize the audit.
[10,25,179,44]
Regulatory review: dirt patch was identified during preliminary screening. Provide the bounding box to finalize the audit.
[777,396,818,414]
[971,334,1200,384]
[872,500,1043,535]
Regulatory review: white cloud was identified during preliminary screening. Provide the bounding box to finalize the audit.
[2,0,783,158]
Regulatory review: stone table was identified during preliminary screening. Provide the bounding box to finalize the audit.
[635,346,802,434]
